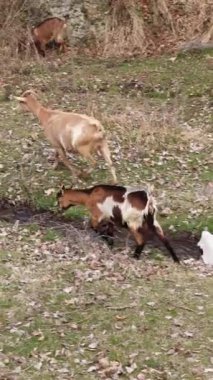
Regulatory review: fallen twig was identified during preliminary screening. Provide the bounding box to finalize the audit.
[170,304,195,313]
[106,304,136,310]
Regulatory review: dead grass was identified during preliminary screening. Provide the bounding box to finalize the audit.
[103,102,180,149]
[103,0,147,57]
[0,0,51,77]
[103,0,213,57]
[0,0,25,64]
[0,0,212,62]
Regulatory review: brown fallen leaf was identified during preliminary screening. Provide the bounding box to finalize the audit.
[115,315,127,321]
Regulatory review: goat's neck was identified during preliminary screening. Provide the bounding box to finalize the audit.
[27,98,52,126]
[66,190,90,206]
[37,106,53,126]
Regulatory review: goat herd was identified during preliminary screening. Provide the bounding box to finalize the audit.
[15,16,180,264]
[15,90,179,264]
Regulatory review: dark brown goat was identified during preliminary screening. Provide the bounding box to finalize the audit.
[17,16,69,56]
[31,16,69,56]
[57,184,180,263]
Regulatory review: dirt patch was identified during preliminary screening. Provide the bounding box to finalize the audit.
[152,232,201,260]
[0,199,44,223]
[0,198,84,227]
[0,199,201,260]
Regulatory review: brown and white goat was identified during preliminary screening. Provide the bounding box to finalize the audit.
[57,184,180,263]
[15,90,117,183]
[32,16,69,56]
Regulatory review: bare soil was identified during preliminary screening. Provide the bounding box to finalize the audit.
[0,199,201,260]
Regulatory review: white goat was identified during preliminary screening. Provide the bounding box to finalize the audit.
[15,90,117,182]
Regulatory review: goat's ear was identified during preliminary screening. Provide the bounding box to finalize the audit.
[59,184,65,195]
[57,185,64,198]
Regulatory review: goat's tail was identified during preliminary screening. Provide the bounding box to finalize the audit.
[99,139,117,184]
[144,194,157,216]
[154,222,180,263]
[93,123,106,142]
[93,131,105,142]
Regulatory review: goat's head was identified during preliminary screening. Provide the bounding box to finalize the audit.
[14,89,37,111]
[57,185,75,210]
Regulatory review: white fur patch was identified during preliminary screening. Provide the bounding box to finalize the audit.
[97,196,116,222]
[97,188,156,230]
[153,218,162,233]
[59,134,66,150]
[71,122,85,147]
[123,205,144,230]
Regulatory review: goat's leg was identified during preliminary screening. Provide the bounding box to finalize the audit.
[99,140,117,184]
[57,148,79,177]
[77,145,97,175]
[90,212,114,247]
[129,228,146,259]
[98,221,114,248]
[58,41,67,53]
[52,150,60,169]
[35,40,45,57]
[152,220,180,263]
[90,210,103,231]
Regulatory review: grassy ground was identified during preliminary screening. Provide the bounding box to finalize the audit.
[0,51,212,231]
[0,51,212,379]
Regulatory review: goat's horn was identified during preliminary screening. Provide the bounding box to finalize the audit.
[14,96,26,102]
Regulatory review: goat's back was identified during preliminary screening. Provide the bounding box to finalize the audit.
[44,111,105,150]
[92,186,154,228]
[32,17,67,44]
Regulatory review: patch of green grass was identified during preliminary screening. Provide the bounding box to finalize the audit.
[63,205,88,219]
[32,193,56,211]
[0,296,14,309]
[200,169,213,182]
[144,358,162,369]
[162,213,213,233]
[4,321,63,357]
[27,223,40,234]
[42,228,61,242]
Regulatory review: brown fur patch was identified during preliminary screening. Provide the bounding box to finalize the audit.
[112,205,123,225]
[32,17,67,55]
[112,188,125,203]
[57,188,93,209]
[127,190,148,210]
[34,17,64,29]
[87,185,125,207]
[93,185,125,202]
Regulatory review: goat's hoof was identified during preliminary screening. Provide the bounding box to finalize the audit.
[133,253,141,260]
[174,258,180,264]
[107,238,114,249]
[52,162,59,170]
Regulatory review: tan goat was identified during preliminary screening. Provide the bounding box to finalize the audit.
[15,90,117,182]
